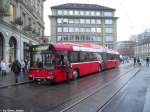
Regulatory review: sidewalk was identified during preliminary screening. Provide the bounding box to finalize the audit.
[0,72,31,88]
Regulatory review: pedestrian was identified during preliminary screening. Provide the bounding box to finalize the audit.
[137,57,141,66]
[0,60,7,76]
[134,57,136,66]
[21,59,26,75]
[146,57,149,67]
[0,59,1,76]
[11,60,21,83]
[59,55,71,83]
[24,59,27,73]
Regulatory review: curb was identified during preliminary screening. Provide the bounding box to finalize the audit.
[0,80,33,89]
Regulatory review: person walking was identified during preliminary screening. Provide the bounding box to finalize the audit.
[0,59,2,76]
[24,59,28,73]
[0,60,7,76]
[21,59,26,75]
[137,57,141,66]
[134,57,137,66]
[11,60,21,83]
[146,57,149,67]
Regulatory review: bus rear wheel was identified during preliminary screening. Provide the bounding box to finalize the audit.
[72,70,79,80]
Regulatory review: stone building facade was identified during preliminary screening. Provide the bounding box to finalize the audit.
[0,0,45,67]
[134,30,150,58]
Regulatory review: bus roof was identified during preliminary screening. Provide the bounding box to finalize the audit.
[30,42,119,54]
[54,42,105,52]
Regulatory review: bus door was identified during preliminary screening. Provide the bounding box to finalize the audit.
[106,53,115,68]
[100,52,108,70]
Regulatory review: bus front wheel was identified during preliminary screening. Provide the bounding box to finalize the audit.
[72,70,79,80]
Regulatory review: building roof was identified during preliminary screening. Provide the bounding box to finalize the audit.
[51,3,115,11]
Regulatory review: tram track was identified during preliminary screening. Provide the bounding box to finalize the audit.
[96,67,142,112]
[48,66,141,112]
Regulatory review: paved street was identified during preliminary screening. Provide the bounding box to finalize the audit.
[0,63,149,112]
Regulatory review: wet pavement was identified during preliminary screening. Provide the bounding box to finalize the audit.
[0,63,149,112]
[100,66,150,112]
[0,72,30,88]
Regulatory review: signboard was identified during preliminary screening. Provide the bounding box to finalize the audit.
[31,45,50,52]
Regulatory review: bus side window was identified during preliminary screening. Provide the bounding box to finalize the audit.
[70,52,79,63]
[95,53,102,61]
[80,52,86,62]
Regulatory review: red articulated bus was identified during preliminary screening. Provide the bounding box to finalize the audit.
[28,42,121,83]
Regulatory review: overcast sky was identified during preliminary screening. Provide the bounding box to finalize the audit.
[44,0,150,41]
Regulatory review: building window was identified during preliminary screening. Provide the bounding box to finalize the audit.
[104,12,113,16]
[69,19,74,24]
[91,19,96,24]
[75,35,79,41]
[63,27,68,32]
[74,19,80,24]
[63,10,68,15]
[23,42,30,60]
[105,28,113,33]
[69,10,73,15]
[85,19,90,24]
[106,44,113,49]
[69,36,74,41]
[81,35,85,41]
[97,36,102,41]
[75,10,79,15]
[57,10,63,15]
[75,28,79,32]
[80,28,85,32]
[28,18,31,25]
[105,35,113,41]
[63,18,68,24]
[80,19,85,24]
[57,27,62,32]
[105,19,113,24]
[9,3,16,22]
[86,28,91,32]
[91,28,96,32]
[96,19,101,24]
[96,11,101,16]
[57,36,62,41]
[86,36,90,41]
[69,27,74,32]
[80,11,84,15]
[22,13,26,26]
[91,11,95,16]
[61,35,68,41]
[85,11,90,15]
[96,28,101,33]
[57,18,63,23]
[9,37,17,63]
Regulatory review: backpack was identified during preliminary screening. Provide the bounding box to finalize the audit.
[13,62,21,73]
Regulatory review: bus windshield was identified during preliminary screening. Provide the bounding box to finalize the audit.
[30,52,57,70]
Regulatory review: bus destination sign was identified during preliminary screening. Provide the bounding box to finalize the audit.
[31,45,49,52]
